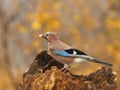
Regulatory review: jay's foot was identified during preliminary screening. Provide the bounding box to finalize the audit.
[60,67,68,72]
[60,64,70,73]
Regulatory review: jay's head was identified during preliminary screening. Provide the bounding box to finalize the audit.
[39,32,59,42]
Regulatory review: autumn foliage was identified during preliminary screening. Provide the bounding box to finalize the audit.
[0,0,120,90]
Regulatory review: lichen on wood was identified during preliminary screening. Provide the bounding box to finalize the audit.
[21,50,117,90]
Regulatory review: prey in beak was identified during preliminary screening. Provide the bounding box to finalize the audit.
[39,34,48,41]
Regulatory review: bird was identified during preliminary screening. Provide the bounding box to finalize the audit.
[39,32,112,70]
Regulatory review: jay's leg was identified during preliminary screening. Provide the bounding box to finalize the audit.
[61,64,70,72]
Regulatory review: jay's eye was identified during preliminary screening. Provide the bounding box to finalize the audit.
[45,33,49,37]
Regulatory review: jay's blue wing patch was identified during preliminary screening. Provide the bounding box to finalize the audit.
[52,50,70,57]
[51,49,113,66]
[51,48,87,57]
[65,49,87,55]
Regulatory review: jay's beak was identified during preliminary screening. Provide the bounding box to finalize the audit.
[39,34,48,40]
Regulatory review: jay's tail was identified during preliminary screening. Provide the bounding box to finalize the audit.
[91,59,113,66]
[68,54,113,66]
[80,55,113,66]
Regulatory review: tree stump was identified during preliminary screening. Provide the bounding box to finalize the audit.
[21,50,117,90]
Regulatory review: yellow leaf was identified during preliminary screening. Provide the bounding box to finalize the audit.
[32,21,41,30]
[52,20,60,29]
[39,13,49,21]
[53,2,59,9]
[114,20,120,29]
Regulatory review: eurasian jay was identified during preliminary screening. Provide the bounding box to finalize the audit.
[39,32,112,69]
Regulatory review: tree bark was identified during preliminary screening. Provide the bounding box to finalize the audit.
[21,50,117,90]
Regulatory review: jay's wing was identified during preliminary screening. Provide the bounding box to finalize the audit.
[51,49,112,66]
[65,49,87,55]
[51,48,87,57]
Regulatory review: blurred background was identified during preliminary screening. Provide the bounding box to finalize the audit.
[0,0,120,90]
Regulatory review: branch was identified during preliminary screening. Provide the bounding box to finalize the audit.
[21,50,117,90]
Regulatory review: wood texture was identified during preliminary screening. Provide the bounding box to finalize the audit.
[21,50,117,90]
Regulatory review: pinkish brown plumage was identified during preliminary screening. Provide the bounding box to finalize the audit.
[39,32,112,69]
